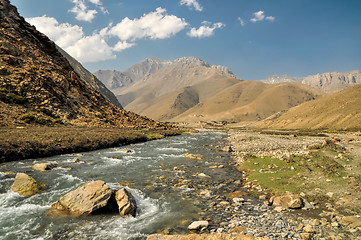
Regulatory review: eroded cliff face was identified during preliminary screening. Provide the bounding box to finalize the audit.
[0,0,163,128]
[302,70,361,94]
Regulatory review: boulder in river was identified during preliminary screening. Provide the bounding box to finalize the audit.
[51,180,114,215]
[32,162,57,171]
[51,180,137,217]
[11,173,45,197]
[115,188,137,217]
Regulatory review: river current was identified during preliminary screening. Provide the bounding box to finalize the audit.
[0,130,242,240]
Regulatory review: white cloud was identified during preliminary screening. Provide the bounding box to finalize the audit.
[26,8,189,63]
[180,0,203,12]
[238,17,246,26]
[69,0,97,22]
[26,15,115,62]
[26,15,84,48]
[88,0,108,14]
[250,11,265,22]
[265,16,275,22]
[250,10,275,23]
[65,35,115,62]
[108,7,188,41]
[187,22,225,38]
[113,41,136,52]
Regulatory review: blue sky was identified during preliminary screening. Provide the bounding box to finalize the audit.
[10,0,361,80]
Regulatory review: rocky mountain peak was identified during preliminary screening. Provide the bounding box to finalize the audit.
[94,56,234,93]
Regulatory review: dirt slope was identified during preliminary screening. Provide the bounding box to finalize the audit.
[173,81,323,124]
[255,84,361,130]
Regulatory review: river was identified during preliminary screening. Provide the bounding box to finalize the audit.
[0,130,246,240]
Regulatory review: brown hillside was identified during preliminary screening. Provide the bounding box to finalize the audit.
[173,81,323,124]
[0,0,162,129]
[126,75,241,121]
[118,63,236,108]
[254,84,361,131]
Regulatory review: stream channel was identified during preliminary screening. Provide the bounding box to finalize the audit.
[0,130,249,240]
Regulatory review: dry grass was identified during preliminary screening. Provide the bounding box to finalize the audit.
[0,126,182,163]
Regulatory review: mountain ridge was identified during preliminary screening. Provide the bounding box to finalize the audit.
[301,70,361,93]
[94,56,234,95]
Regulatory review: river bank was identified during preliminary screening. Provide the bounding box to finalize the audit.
[0,126,182,163]
[226,129,361,239]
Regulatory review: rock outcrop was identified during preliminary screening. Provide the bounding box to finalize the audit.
[51,180,137,217]
[11,172,44,197]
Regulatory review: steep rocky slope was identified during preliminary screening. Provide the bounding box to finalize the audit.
[302,70,361,93]
[254,83,361,130]
[56,46,122,108]
[0,0,162,129]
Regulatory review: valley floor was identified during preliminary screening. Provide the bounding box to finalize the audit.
[0,126,182,163]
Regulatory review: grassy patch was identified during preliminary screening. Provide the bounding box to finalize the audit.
[242,147,349,195]
[145,133,165,140]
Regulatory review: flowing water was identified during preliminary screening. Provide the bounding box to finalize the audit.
[0,130,242,240]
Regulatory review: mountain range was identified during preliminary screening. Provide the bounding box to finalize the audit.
[0,0,161,129]
[94,58,326,126]
[94,56,360,128]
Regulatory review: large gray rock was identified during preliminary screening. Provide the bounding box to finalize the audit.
[11,173,44,197]
[51,180,113,215]
[115,188,137,217]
